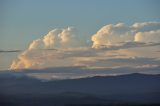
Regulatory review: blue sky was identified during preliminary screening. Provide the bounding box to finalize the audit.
[0,0,160,50]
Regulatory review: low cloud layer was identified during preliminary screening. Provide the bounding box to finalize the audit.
[10,22,160,71]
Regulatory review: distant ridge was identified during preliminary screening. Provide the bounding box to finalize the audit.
[0,72,160,106]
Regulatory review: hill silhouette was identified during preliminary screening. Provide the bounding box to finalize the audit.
[0,72,160,106]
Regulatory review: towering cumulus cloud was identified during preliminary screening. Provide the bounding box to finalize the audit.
[10,22,160,70]
[91,22,160,48]
[91,23,135,48]
[29,27,83,50]
[10,27,85,69]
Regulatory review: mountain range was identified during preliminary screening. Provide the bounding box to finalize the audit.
[0,72,160,106]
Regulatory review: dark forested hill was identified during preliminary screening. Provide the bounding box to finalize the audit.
[0,72,160,106]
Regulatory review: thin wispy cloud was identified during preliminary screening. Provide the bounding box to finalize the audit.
[0,50,22,53]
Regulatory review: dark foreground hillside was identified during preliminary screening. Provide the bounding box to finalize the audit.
[0,72,160,106]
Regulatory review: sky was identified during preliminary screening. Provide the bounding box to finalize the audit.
[1,0,160,50]
[0,0,160,79]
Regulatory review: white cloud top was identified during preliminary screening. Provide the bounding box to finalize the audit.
[10,22,160,70]
[91,22,160,48]
[29,27,84,50]
[134,30,160,43]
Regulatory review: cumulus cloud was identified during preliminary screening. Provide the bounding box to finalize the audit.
[10,27,87,69]
[91,22,160,48]
[10,45,160,70]
[10,22,160,70]
[29,27,85,50]
[10,50,43,69]
[29,39,44,50]
[132,22,160,31]
[134,30,160,43]
[10,48,90,69]
[91,23,135,48]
